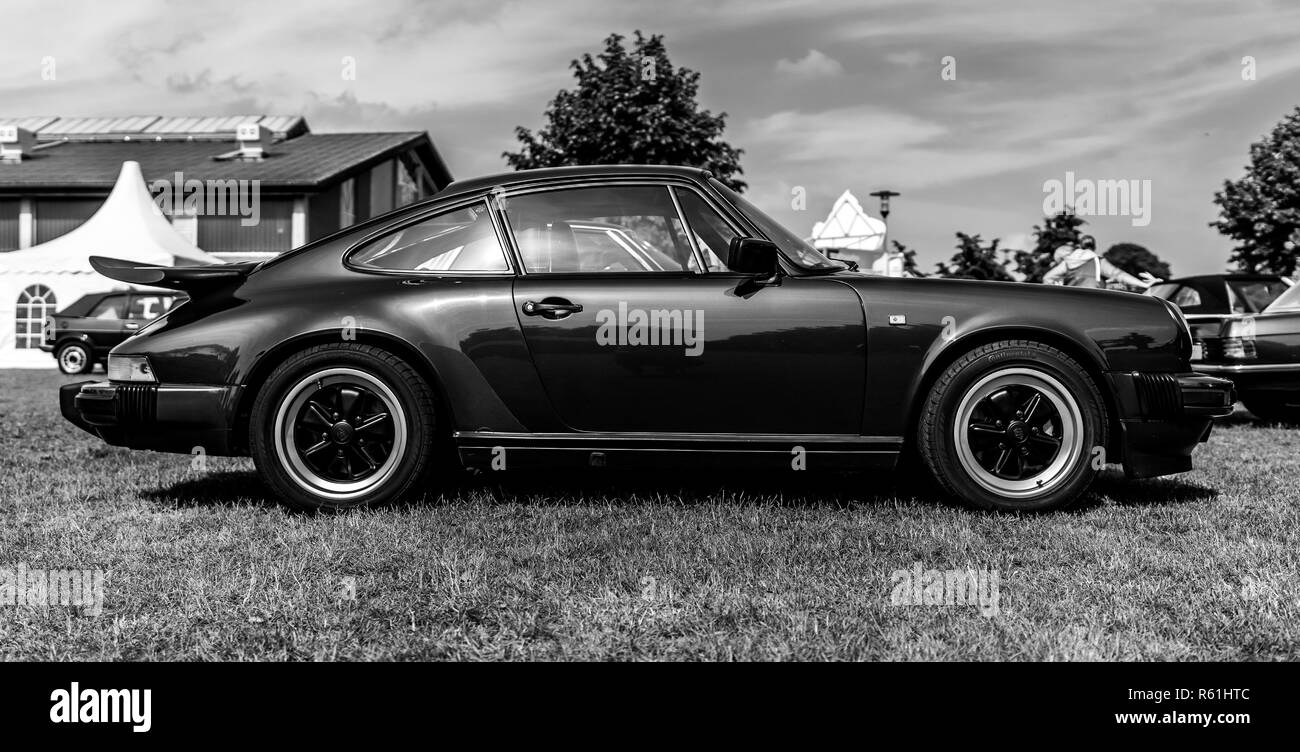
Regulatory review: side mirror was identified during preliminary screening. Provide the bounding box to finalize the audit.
[726,237,780,277]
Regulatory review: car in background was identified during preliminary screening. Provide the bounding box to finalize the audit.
[1147,274,1291,320]
[1191,280,1300,422]
[42,290,186,374]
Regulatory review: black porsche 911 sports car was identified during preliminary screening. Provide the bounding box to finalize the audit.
[61,165,1234,512]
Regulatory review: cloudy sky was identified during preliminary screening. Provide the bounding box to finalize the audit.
[3,0,1299,273]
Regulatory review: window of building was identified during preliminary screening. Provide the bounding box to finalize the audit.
[15,284,57,349]
[0,200,19,251]
[35,199,101,244]
[397,163,420,207]
[340,179,356,229]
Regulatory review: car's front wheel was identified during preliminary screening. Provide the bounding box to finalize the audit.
[250,344,438,511]
[56,342,94,375]
[918,340,1106,512]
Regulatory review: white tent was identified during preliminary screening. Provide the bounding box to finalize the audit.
[809,190,887,253]
[0,161,221,367]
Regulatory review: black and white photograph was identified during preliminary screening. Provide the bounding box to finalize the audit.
[0,0,1294,736]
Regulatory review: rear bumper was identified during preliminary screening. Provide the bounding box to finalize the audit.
[60,380,242,455]
[1108,372,1235,479]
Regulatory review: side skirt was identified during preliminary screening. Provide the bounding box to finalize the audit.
[455,431,903,472]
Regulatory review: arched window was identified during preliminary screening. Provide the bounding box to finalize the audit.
[15,284,57,349]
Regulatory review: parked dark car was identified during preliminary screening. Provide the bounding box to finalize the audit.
[1191,280,1300,422]
[1147,273,1290,319]
[61,165,1233,513]
[41,290,186,374]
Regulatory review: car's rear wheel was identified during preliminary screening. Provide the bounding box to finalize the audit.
[917,340,1106,512]
[1241,393,1300,425]
[250,344,437,511]
[56,342,94,375]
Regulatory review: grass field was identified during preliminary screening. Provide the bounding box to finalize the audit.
[2,369,1297,661]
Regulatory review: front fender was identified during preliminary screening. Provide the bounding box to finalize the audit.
[843,276,1184,437]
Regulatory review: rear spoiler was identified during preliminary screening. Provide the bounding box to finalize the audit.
[89,256,256,291]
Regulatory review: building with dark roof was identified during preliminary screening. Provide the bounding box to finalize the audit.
[0,115,453,261]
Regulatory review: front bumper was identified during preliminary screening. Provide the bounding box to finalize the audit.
[1107,372,1235,479]
[60,380,242,455]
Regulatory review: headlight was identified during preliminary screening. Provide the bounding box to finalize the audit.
[107,354,157,383]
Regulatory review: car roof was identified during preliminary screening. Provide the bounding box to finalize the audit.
[436,164,713,202]
[1164,273,1286,285]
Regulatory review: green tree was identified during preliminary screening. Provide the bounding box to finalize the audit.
[1015,211,1087,282]
[936,232,1014,281]
[505,31,745,191]
[1105,242,1171,280]
[894,240,923,277]
[1212,106,1300,274]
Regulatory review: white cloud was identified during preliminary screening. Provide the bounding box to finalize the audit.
[775,50,844,79]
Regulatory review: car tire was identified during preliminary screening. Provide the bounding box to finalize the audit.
[56,342,94,375]
[917,340,1107,512]
[1241,394,1300,425]
[249,343,438,512]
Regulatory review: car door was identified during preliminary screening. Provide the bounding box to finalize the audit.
[503,181,866,436]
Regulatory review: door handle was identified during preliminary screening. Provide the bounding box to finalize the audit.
[522,299,583,319]
[124,322,140,330]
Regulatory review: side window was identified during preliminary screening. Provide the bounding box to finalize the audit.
[674,188,737,272]
[350,201,509,272]
[1172,285,1203,311]
[90,295,127,320]
[502,185,694,273]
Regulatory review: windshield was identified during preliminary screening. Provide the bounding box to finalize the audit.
[1265,280,1300,312]
[1228,278,1291,313]
[710,179,846,272]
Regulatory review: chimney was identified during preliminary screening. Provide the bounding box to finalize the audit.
[0,125,37,163]
[234,122,273,161]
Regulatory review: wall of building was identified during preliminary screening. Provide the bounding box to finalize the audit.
[0,151,429,258]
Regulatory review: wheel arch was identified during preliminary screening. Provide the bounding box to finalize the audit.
[231,329,455,455]
[53,333,95,352]
[904,326,1121,458]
